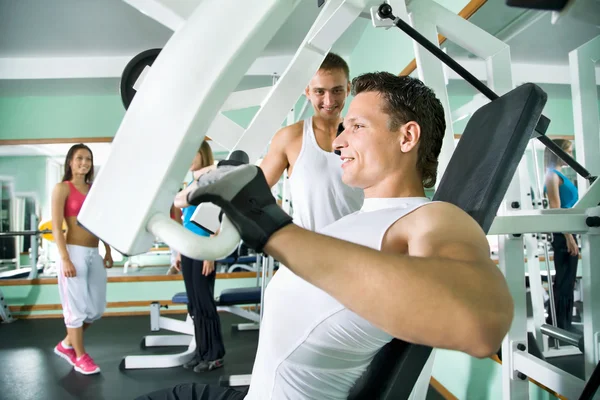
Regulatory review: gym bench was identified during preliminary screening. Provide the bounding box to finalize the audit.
[120,255,271,370]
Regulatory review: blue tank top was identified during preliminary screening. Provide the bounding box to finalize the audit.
[545,169,578,209]
[181,181,210,237]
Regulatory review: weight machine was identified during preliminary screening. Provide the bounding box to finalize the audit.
[80,0,600,398]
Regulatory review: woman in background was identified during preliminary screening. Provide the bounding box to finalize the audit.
[52,143,113,375]
[173,140,225,372]
[544,138,579,332]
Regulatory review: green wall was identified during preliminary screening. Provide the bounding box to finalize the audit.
[451,93,600,136]
[0,96,125,140]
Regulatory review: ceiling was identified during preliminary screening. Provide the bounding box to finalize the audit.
[0,0,368,96]
[0,0,597,159]
[442,0,600,65]
[0,0,367,58]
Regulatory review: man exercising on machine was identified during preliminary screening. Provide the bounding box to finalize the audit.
[257,52,363,231]
[138,72,514,400]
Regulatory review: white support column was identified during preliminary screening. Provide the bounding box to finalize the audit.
[580,216,600,379]
[407,1,455,187]
[498,234,530,400]
[499,145,529,399]
[570,35,600,196]
[525,234,546,349]
[406,0,515,188]
[486,47,513,97]
[570,35,600,380]
[206,114,245,152]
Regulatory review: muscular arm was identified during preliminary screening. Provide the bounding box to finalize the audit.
[264,203,513,358]
[51,183,70,261]
[259,126,293,188]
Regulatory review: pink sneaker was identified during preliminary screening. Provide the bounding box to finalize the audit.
[54,341,76,366]
[74,353,101,375]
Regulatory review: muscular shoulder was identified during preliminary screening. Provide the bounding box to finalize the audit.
[410,201,480,231]
[273,121,303,146]
[388,201,490,261]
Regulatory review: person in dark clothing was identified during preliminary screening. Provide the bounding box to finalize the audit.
[544,139,580,331]
[173,140,225,372]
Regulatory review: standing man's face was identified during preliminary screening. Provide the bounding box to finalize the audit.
[305,68,350,121]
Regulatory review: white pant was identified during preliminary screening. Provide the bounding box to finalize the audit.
[57,244,107,328]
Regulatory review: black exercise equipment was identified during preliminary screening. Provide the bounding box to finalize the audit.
[120,48,161,110]
[377,4,596,185]
[579,359,600,400]
[505,0,569,10]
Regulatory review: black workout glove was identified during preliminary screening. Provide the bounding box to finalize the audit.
[186,164,293,252]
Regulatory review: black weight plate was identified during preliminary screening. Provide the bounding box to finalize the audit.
[120,48,161,110]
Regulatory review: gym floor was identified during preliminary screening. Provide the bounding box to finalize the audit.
[0,313,447,400]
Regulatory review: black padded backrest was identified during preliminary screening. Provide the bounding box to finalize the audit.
[434,83,548,232]
[347,83,547,400]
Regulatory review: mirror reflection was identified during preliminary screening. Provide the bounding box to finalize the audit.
[0,140,264,280]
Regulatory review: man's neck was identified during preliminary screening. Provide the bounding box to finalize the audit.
[312,116,342,139]
[364,173,426,199]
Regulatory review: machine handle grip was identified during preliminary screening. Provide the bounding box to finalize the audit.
[146,212,240,261]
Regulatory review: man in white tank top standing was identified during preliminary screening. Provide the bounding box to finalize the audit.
[138,73,515,400]
[259,53,363,231]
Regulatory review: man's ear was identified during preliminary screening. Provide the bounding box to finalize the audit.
[400,121,421,153]
[305,85,310,98]
[346,81,351,97]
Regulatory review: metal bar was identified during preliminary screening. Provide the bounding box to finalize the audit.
[378,4,597,183]
[537,135,595,183]
[581,234,600,379]
[28,214,39,279]
[260,255,267,322]
[0,230,52,237]
[489,210,589,235]
[541,324,583,351]
[513,350,585,399]
[574,178,600,210]
[578,357,600,400]
[0,288,16,323]
[542,238,558,349]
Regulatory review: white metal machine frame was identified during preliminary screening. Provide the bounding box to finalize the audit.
[486,34,600,400]
[80,0,600,397]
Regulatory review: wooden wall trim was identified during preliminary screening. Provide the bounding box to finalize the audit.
[13,309,188,319]
[399,0,488,77]
[9,300,258,317]
[455,133,576,140]
[0,137,114,146]
[430,377,459,400]
[9,300,177,312]
[0,271,258,286]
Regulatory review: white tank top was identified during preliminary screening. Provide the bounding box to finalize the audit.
[244,196,432,400]
[288,117,364,231]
